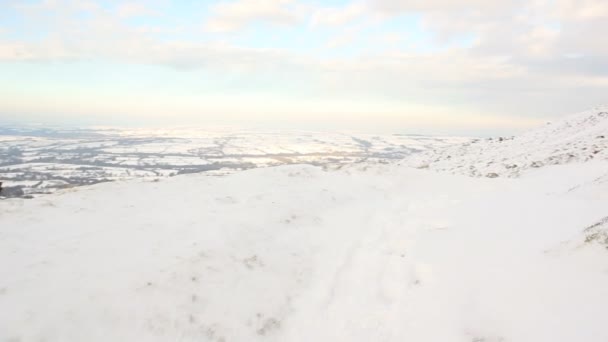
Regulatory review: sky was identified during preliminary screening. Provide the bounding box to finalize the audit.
[0,0,607,134]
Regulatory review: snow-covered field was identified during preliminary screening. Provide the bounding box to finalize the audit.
[0,127,467,197]
[0,109,607,341]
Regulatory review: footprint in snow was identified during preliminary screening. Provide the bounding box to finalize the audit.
[243,255,264,269]
[216,196,237,204]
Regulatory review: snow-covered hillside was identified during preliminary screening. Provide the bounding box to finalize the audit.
[407,107,608,178]
[0,109,607,342]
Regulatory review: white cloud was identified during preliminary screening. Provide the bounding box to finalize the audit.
[115,2,158,18]
[553,0,608,20]
[2,0,608,127]
[204,0,300,33]
[368,0,520,14]
[310,2,366,28]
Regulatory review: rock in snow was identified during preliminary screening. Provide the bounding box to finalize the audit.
[0,109,607,342]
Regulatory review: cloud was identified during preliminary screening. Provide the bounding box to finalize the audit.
[554,0,608,20]
[3,0,608,85]
[204,0,300,33]
[1,0,607,128]
[310,2,366,28]
[355,0,608,78]
[368,0,520,14]
[115,2,159,18]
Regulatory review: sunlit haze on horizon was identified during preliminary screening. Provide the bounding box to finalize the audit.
[1,0,607,134]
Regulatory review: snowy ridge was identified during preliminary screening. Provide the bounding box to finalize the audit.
[407,107,608,177]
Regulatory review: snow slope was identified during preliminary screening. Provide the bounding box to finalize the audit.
[407,107,608,178]
[1,162,607,341]
[1,109,607,342]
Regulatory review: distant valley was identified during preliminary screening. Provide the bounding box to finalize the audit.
[0,127,468,198]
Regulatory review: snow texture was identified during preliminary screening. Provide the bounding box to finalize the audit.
[0,109,607,342]
[406,107,608,178]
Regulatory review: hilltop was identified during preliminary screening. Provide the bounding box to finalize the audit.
[407,107,608,178]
